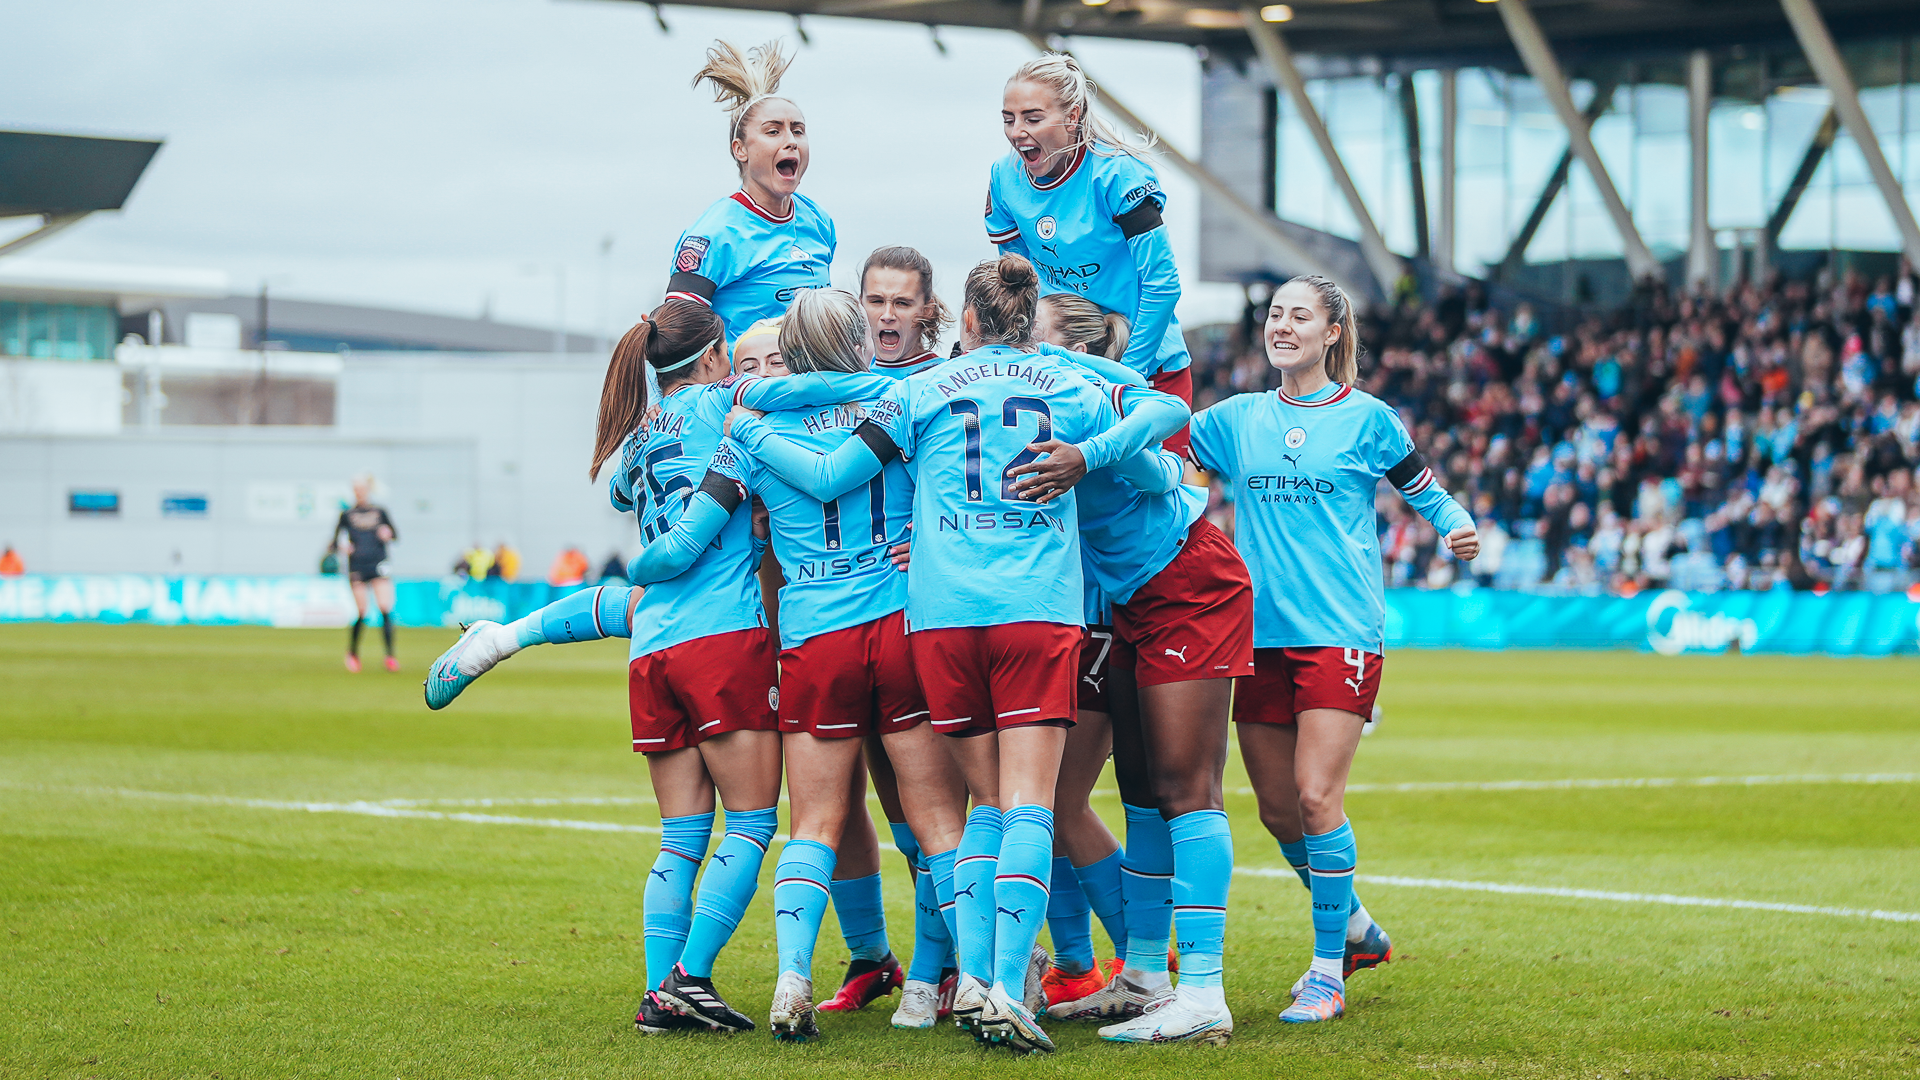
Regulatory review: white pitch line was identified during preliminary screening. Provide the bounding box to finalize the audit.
[10,781,1917,925]
[1235,867,1920,923]
[377,795,656,808]
[1336,772,1920,795]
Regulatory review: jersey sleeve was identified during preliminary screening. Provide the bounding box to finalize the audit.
[608,431,642,512]
[734,372,858,413]
[665,203,740,308]
[1374,405,1473,535]
[863,381,917,461]
[1097,156,1179,376]
[1076,382,1188,472]
[379,508,397,541]
[1184,400,1236,477]
[985,162,1021,248]
[708,436,757,496]
[731,415,890,503]
[625,488,733,585]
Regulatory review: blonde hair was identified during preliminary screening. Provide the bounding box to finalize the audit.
[1038,294,1129,361]
[1007,52,1155,165]
[964,254,1040,348]
[779,289,870,374]
[1285,274,1361,386]
[732,317,782,369]
[692,39,796,154]
[860,245,952,353]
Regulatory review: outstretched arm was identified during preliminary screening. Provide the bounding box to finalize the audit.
[624,473,736,584]
[729,414,895,503]
[1107,447,1185,496]
[733,372,860,413]
[1119,221,1180,377]
[1389,451,1478,560]
[1035,340,1148,388]
[1013,384,1190,502]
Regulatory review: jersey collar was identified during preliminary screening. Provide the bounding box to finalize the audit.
[874,350,938,370]
[1028,144,1087,191]
[1277,383,1353,408]
[731,189,794,224]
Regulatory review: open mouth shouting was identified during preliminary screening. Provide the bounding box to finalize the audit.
[876,329,902,352]
[775,153,800,180]
[1014,140,1042,165]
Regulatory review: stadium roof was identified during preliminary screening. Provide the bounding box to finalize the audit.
[0,130,162,219]
[643,0,1920,67]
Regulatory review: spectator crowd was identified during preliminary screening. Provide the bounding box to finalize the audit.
[1192,261,1920,596]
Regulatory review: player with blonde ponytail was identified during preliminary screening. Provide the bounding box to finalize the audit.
[669,38,836,341]
[988,52,1193,452]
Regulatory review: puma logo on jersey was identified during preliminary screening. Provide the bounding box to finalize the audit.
[1283,453,1301,468]
[1165,646,1190,663]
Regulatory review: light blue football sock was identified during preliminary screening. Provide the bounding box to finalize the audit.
[678,805,777,978]
[1280,838,1312,889]
[1305,819,1357,964]
[642,810,713,989]
[891,822,952,984]
[1046,855,1095,975]
[771,838,836,978]
[507,584,633,647]
[954,805,1002,983]
[1120,802,1174,976]
[1074,849,1128,961]
[1282,835,1368,928]
[831,872,890,964]
[1168,809,1232,990]
[992,805,1054,993]
[927,845,960,964]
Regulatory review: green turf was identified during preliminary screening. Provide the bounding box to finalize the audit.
[2,624,1917,1079]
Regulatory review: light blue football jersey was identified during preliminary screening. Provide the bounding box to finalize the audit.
[985,147,1188,379]
[711,371,913,649]
[866,345,1123,631]
[666,191,835,342]
[608,380,766,657]
[1187,383,1472,654]
[871,348,946,381]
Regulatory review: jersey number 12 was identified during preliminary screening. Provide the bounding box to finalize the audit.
[946,396,1053,503]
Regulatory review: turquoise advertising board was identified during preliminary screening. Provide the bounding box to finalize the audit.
[1,576,1915,657]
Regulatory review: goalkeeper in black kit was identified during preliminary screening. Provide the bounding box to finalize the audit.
[327,475,400,672]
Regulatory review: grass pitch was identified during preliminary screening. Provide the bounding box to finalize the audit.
[2,624,1917,1079]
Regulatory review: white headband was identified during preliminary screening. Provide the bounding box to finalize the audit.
[653,335,720,374]
[732,94,778,137]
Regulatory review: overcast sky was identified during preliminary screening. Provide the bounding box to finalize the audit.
[1,0,1243,340]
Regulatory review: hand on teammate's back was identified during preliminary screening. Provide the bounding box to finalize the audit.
[1010,440,1087,504]
[725,405,765,437]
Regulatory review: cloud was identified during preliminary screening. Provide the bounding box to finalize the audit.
[1,0,1241,337]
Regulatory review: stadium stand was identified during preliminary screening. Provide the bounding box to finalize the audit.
[1194,265,1920,595]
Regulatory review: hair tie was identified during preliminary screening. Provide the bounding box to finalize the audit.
[653,334,720,373]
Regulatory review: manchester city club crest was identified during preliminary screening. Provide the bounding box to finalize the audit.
[1285,426,1306,449]
[1036,215,1057,241]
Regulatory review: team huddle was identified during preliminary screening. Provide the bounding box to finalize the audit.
[423,39,1479,1052]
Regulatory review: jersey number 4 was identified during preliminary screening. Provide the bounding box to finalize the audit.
[946,396,1052,503]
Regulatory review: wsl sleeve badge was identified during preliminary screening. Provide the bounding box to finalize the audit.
[675,235,711,273]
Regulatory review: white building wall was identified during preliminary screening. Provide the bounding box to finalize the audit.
[0,431,475,575]
[0,360,122,434]
[0,351,634,576]
[336,352,636,578]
